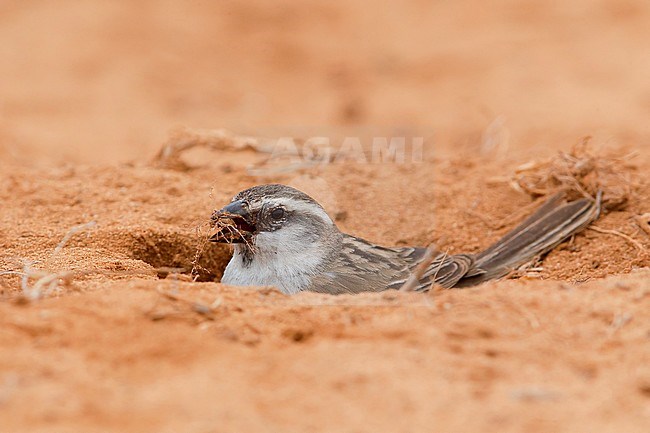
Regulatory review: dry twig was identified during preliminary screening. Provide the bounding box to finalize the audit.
[51,221,97,256]
[587,225,646,254]
[146,287,220,321]
[504,256,545,280]
[510,139,639,211]
[495,294,541,329]
[399,246,436,292]
[634,213,650,237]
[3,221,99,300]
[152,128,267,170]
[0,220,159,301]
[190,221,215,282]
[608,312,633,336]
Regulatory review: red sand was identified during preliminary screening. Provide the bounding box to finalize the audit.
[1,1,649,432]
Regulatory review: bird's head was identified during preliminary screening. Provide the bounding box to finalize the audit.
[209,184,339,256]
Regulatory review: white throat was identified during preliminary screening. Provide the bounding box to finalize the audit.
[221,227,330,295]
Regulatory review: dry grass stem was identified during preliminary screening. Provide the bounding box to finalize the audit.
[428,250,452,291]
[399,246,436,292]
[52,221,97,256]
[153,127,267,170]
[587,226,646,255]
[1,220,155,301]
[15,267,152,302]
[495,294,541,329]
[504,256,544,280]
[146,287,219,321]
[192,214,257,281]
[190,221,215,281]
[634,213,650,237]
[608,312,633,336]
[3,221,98,300]
[510,140,638,211]
[209,215,255,250]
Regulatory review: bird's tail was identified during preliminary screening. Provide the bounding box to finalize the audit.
[455,191,602,287]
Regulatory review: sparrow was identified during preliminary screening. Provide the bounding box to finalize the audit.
[209,184,601,295]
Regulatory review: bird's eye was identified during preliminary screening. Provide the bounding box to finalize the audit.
[270,207,285,220]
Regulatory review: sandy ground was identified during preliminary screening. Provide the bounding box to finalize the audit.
[1,1,650,432]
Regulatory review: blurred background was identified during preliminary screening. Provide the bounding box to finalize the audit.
[1,0,649,164]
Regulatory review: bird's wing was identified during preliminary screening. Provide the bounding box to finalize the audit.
[311,193,600,294]
[385,248,475,290]
[455,192,601,287]
[309,235,414,294]
[310,235,473,293]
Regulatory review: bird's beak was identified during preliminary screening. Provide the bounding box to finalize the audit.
[209,200,256,243]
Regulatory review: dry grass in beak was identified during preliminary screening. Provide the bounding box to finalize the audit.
[209,214,255,250]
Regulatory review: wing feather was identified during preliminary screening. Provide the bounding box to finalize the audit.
[310,235,473,293]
